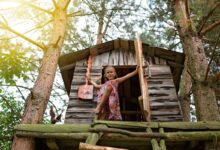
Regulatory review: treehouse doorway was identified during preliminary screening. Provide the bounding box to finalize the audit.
[102,66,143,121]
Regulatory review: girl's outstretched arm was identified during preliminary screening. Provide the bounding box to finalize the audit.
[116,66,138,84]
[87,76,102,89]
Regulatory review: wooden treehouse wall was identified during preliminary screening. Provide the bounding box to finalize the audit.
[65,50,183,124]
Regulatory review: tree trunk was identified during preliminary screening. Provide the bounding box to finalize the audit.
[96,0,106,44]
[11,0,69,150]
[179,57,191,121]
[173,0,220,121]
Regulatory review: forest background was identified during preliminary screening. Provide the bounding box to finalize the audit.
[0,0,219,150]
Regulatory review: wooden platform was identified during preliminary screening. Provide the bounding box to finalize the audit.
[15,121,220,150]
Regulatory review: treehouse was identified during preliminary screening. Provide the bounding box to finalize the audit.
[14,39,220,150]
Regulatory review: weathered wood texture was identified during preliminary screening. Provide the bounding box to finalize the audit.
[146,65,182,121]
[79,143,128,150]
[65,62,102,124]
[15,122,220,150]
[65,48,182,123]
[59,39,184,94]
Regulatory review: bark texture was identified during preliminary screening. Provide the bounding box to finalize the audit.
[11,0,69,150]
[179,57,191,121]
[173,0,220,121]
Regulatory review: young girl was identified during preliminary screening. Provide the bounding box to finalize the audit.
[88,66,138,120]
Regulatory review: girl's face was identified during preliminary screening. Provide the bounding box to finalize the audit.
[104,66,117,80]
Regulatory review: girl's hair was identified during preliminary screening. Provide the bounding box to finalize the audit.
[103,66,118,82]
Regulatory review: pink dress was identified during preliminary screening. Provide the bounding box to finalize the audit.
[97,80,122,120]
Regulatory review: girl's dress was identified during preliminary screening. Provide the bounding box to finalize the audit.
[96,80,122,120]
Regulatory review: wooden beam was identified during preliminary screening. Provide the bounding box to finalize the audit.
[60,63,75,72]
[85,124,108,145]
[79,143,128,150]
[159,128,167,150]
[147,128,161,150]
[15,130,220,142]
[134,36,151,121]
[14,121,220,133]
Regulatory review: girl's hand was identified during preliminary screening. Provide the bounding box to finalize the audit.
[135,65,139,73]
[86,75,91,82]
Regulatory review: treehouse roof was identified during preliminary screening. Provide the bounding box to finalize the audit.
[58,38,184,94]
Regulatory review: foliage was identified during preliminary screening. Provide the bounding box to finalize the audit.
[62,0,152,53]
[0,38,35,84]
[0,93,23,150]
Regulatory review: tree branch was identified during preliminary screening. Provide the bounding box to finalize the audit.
[0,23,46,50]
[0,84,31,91]
[102,10,114,37]
[16,86,26,101]
[0,95,16,115]
[204,32,220,82]
[198,2,220,35]
[64,0,71,10]
[26,3,53,15]
[52,0,58,8]
[0,19,52,41]
[68,11,89,17]
[200,19,220,36]
[0,0,53,15]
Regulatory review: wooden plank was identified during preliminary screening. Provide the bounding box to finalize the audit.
[119,50,124,65]
[159,58,167,65]
[148,65,171,75]
[154,47,177,61]
[95,40,114,54]
[127,51,136,65]
[108,50,119,65]
[154,57,160,64]
[99,51,110,66]
[134,36,151,121]
[150,101,179,108]
[123,50,129,65]
[120,40,129,51]
[114,39,120,49]
[151,115,182,121]
[151,109,180,116]
[150,97,178,102]
[65,118,93,124]
[92,55,101,66]
[75,59,87,66]
[65,113,95,119]
[79,143,128,150]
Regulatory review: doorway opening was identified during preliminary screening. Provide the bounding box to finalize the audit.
[102,66,143,121]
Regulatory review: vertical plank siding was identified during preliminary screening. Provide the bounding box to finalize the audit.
[65,48,183,123]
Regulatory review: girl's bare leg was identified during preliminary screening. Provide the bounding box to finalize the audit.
[95,85,112,114]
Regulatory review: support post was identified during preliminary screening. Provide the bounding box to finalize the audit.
[159,128,166,150]
[146,128,160,150]
[85,124,108,145]
[134,34,151,121]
